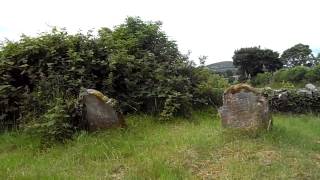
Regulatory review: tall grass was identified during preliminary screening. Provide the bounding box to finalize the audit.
[0,111,319,179]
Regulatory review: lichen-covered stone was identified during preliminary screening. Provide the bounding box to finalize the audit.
[80,89,126,131]
[219,84,272,130]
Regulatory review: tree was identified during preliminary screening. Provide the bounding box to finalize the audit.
[281,43,315,67]
[317,53,320,63]
[198,55,207,67]
[232,47,282,80]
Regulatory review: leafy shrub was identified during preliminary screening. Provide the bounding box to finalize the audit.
[0,84,27,131]
[305,65,320,82]
[0,17,228,132]
[253,65,320,88]
[0,29,100,130]
[286,66,309,82]
[192,68,228,108]
[273,69,288,83]
[251,72,272,86]
[273,66,309,83]
[24,98,76,146]
[24,96,79,147]
[279,81,295,89]
[21,76,80,146]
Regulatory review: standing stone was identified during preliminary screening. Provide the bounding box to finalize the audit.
[219,84,272,130]
[80,89,126,131]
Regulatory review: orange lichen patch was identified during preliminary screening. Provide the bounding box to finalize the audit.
[224,83,258,95]
[86,89,109,102]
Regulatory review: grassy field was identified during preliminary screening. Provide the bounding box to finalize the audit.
[1,110,320,179]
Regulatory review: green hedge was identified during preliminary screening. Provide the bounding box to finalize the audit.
[252,65,320,87]
[0,17,227,131]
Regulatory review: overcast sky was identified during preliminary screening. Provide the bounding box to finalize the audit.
[1,0,319,64]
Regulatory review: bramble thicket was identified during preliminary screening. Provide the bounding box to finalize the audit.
[0,17,228,140]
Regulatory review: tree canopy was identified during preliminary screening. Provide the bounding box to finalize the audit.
[281,43,316,67]
[232,47,282,80]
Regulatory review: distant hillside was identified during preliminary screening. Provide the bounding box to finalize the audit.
[207,61,237,73]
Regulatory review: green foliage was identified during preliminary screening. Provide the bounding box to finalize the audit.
[192,68,228,108]
[218,69,235,84]
[281,43,316,67]
[159,92,192,121]
[279,81,295,89]
[0,28,103,130]
[272,66,309,84]
[305,64,320,82]
[233,47,282,80]
[272,69,287,83]
[268,66,309,86]
[0,84,27,131]
[198,55,207,67]
[25,98,76,146]
[251,72,272,86]
[253,65,320,87]
[21,77,79,146]
[286,66,309,82]
[0,17,227,131]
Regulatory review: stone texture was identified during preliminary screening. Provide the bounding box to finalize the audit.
[297,89,313,96]
[219,84,272,130]
[81,89,126,131]
[305,83,317,91]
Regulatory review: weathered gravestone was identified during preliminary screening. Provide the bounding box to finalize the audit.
[219,84,272,131]
[79,89,126,131]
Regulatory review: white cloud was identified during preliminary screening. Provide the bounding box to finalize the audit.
[1,0,320,64]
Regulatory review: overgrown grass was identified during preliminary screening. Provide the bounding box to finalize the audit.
[1,111,320,179]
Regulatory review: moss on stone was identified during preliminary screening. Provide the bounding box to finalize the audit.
[224,83,259,95]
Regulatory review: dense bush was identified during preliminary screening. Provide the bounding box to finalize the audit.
[273,66,309,83]
[251,72,272,86]
[0,17,228,132]
[192,68,228,108]
[305,65,320,82]
[286,66,309,82]
[24,97,77,146]
[272,69,288,83]
[252,65,320,87]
